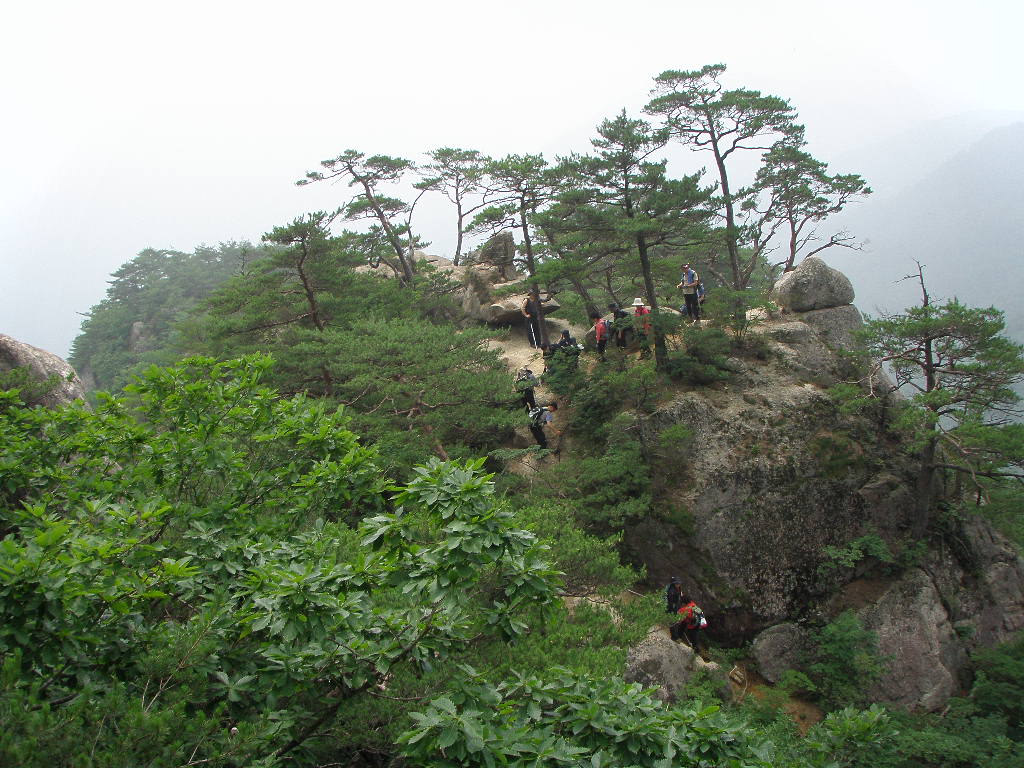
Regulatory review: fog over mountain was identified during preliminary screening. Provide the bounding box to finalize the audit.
[825,117,1024,341]
[4,2,1024,359]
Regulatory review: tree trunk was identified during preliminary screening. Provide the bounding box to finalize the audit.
[912,435,938,539]
[519,203,550,348]
[350,165,416,284]
[635,233,668,369]
[295,240,334,396]
[569,276,601,319]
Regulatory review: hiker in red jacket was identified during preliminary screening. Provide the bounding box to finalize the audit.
[670,595,707,653]
[590,312,610,361]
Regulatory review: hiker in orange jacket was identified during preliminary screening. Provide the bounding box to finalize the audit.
[670,595,707,653]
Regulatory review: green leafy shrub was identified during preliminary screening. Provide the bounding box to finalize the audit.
[665,327,733,385]
[0,368,62,410]
[805,612,885,710]
[819,532,895,576]
[399,669,773,767]
[0,356,559,766]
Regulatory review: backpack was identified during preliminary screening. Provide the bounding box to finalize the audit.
[690,606,708,629]
[515,368,538,391]
[528,406,546,427]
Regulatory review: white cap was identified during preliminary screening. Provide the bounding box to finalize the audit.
[632,297,645,307]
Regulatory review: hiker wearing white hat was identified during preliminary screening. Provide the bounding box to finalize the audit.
[632,298,651,356]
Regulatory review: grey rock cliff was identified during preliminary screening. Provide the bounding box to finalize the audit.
[859,568,967,711]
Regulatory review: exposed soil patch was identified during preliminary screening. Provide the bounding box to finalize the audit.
[731,664,824,734]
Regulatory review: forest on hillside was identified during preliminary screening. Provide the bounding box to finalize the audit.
[4,64,1024,767]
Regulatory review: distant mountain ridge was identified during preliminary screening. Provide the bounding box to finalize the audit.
[827,120,1024,342]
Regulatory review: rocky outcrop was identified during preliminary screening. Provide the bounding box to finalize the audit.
[923,515,1024,649]
[619,262,1024,711]
[771,257,855,312]
[0,334,86,408]
[128,321,149,353]
[624,627,729,703]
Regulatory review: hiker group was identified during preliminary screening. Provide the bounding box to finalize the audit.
[517,261,705,448]
[666,576,707,654]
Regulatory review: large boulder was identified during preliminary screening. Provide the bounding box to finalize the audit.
[481,292,561,326]
[0,334,86,408]
[771,257,855,312]
[624,627,729,703]
[752,622,809,684]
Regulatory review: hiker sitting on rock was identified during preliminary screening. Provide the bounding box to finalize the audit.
[554,329,581,371]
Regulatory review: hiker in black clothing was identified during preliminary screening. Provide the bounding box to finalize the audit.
[528,402,558,449]
[553,329,581,371]
[608,302,629,349]
[665,576,683,614]
[521,295,543,348]
[556,328,577,348]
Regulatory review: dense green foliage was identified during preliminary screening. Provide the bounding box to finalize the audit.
[0,357,557,765]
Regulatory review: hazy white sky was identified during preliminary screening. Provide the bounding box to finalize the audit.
[2,0,1022,356]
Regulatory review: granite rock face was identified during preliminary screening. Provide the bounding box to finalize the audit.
[860,569,967,711]
[0,333,86,407]
[620,262,1024,711]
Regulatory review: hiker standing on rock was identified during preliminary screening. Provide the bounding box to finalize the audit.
[670,594,707,654]
[632,298,651,356]
[608,302,629,349]
[514,366,539,410]
[677,263,702,324]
